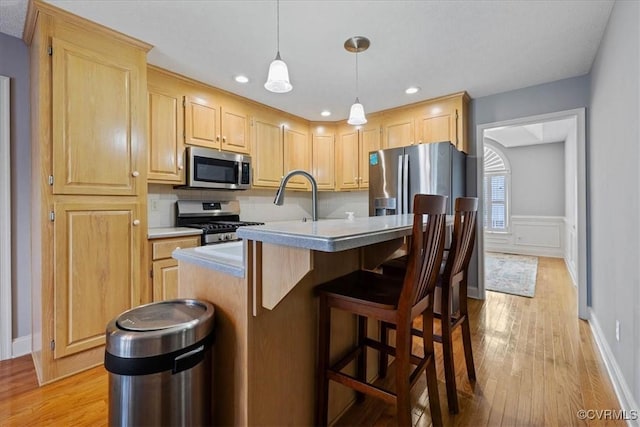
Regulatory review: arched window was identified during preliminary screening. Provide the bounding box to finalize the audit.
[483,142,510,231]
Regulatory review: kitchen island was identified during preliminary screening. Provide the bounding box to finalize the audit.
[174,215,430,425]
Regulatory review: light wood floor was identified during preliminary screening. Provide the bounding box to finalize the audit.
[0,257,622,426]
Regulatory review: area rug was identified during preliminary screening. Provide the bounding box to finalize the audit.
[485,252,538,298]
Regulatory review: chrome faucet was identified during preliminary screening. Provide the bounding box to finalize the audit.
[274,170,318,221]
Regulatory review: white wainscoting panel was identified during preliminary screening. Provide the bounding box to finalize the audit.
[484,216,564,258]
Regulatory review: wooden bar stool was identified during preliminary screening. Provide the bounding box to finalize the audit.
[315,194,447,427]
[380,197,479,414]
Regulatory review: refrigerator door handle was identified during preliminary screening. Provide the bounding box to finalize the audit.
[402,154,409,214]
[397,155,403,214]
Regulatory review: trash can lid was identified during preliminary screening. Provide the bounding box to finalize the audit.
[116,300,207,332]
[106,299,215,359]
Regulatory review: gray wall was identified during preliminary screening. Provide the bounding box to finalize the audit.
[470,75,590,157]
[496,142,565,216]
[589,0,639,408]
[0,33,31,339]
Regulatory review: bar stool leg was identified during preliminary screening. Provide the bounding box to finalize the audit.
[356,315,368,403]
[395,321,412,426]
[423,311,442,427]
[379,321,389,378]
[316,295,331,426]
[441,316,459,413]
[461,315,476,381]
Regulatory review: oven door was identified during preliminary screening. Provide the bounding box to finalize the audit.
[186,147,251,190]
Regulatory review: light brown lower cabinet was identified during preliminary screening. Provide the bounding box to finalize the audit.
[149,236,201,302]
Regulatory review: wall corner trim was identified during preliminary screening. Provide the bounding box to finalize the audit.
[588,309,640,426]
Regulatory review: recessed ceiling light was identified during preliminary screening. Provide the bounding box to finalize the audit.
[320,110,331,117]
[405,86,420,94]
[235,75,249,83]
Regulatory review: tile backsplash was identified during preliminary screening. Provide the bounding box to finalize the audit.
[148,184,368,227]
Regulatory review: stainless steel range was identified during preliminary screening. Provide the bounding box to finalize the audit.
[176,200,263,245]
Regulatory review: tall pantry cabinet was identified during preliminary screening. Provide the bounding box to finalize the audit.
[26,1,151,383]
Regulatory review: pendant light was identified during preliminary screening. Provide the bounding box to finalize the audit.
[345,36,370,125]
[264,0,292,93]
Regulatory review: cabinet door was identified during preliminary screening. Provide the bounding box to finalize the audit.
[418,112,454,144]
[221,106,250,154]
[148,86,184,183]
[51,38,142,196]
[152,259,179,302]
[384,112,414,149]
[185,95,219,148]
[252,117,283,187]
[312,134,335,190]
[284,127,311,190]
[53,200,141,359]
[336,129,360,190]
[360,124,382,188]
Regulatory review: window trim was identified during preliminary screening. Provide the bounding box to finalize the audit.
[483,141,511,232]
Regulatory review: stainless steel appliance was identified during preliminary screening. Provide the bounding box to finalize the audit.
[369,141,466,215]
[183,146,251,190]
[105,299,215,426]
[176,200,263,245]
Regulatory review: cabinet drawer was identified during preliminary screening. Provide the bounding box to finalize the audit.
[152,236,200,260]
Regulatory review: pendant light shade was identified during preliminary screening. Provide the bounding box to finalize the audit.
[265,0,292,93]
[344,36,370,125]
[265,52,292,93]
[348,97,367,125]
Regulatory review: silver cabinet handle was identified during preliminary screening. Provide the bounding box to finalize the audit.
[132,171,139,177]
[133,219,140,226]
[178,165,184,170]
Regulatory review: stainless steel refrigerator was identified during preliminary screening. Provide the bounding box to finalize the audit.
[369,141,466,216]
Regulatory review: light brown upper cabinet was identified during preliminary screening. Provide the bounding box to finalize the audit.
[251,110,312,190]
[252,112,284,188]
[51,37,144,196]
[184,95,250,154]
[383,110,415,149]
[148,85,184,183]
[184,94,219,148]
[336,117,382,190]
[283,123,311,190]
[415,92,470,153]
[311,124,336,191]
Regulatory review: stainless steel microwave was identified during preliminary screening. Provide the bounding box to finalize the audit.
[185,147,251,190]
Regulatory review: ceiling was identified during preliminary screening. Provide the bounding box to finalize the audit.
[0,0,614,122]
[484,118,574,148]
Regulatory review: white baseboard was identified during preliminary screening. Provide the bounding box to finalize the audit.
[588,310,640,427]
[12,334,31,358]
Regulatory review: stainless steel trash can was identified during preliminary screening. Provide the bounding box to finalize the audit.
[105,299,215,427]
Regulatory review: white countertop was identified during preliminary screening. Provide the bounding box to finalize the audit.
[148,227,203,239]
[172,241,245,278]
[237,215,425,252]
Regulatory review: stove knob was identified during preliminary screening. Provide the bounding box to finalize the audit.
[226,233,233,240]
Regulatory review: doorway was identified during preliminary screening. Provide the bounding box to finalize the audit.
[475,109,588,319]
